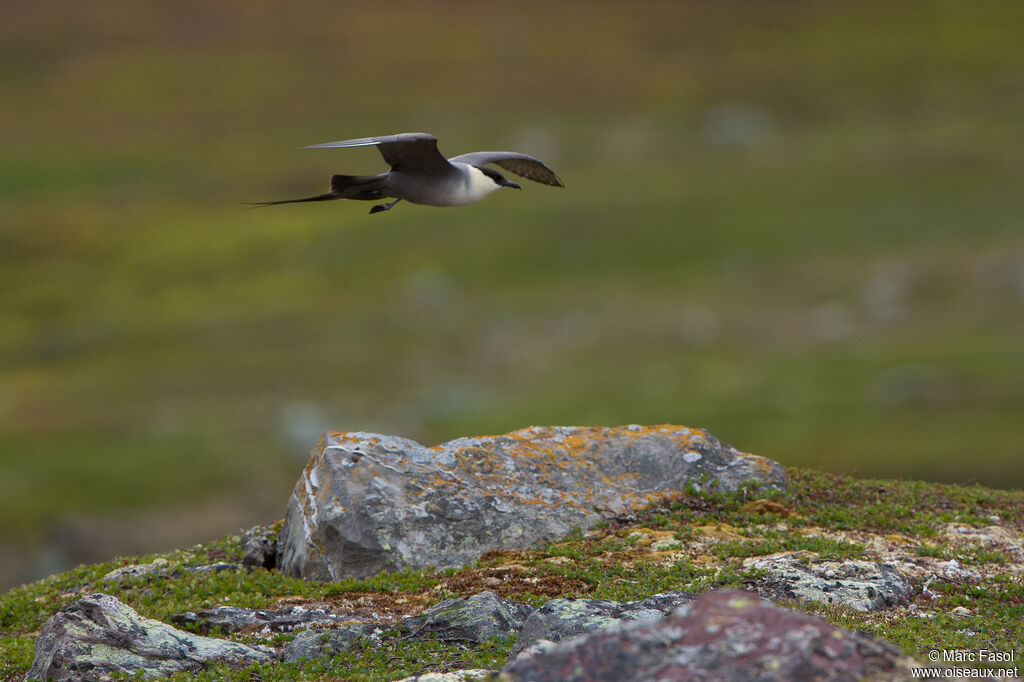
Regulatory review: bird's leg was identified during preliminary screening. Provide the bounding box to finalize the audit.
[370,198,402,214]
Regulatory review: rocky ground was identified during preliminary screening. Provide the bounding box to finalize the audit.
[2,427,1023,680]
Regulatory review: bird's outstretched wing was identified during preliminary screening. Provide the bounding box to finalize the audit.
[447,151,564,187]
[304,132,452,173]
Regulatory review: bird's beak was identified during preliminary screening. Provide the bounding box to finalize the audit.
[504,181,521,190]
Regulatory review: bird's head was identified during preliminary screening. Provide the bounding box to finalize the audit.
[479,167,521,190]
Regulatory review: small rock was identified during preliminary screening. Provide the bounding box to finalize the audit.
[629,591,700,614]
[943,523,1024,552]
[394,671,493,682]
[171,604,354,634]
[510,591,696,655]
[182,562,240,573]
[171,605,263,634]
[400,590,534,643]
[748,554,914,611]
[102,558,171,581]
[241,524,278,569]
[740,498,790,516]
[282,624,379,662]
[28,593,274,681]
[503,589,915,682]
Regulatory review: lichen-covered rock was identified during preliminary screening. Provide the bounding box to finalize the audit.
[171,604,353,634]
[510,591,696,655]
[101,558,171,581]
[394,671,493,682]
[281,624,379,662]
[27,594,275,681]
[502,589,915,682]
[182,561,240,574]
[748,553,915,611]
[279,425,786,580]
[400,591,534,643]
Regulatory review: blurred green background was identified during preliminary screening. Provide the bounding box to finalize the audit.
[2,1,1023,589]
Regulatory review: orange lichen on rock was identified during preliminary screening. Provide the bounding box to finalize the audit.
[278,425,787,580]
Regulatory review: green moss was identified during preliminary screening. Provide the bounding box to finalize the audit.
[956,546,1013,566]
[710,536,865,560]
[322,569,443,597]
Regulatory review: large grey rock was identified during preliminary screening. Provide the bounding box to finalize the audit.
[510,591,697,655]
[279,425,786,579]
[28,593,275,681]
[400,590,535,643]
[749,554,915,612]
[502,589,915,682]
[281,624,379,662]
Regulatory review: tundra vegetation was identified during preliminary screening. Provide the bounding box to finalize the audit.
[2,469,1022,680]
[3,1,1023,593]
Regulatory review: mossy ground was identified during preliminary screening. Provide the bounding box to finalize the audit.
[5,1,1024,590]
[3,468,1022,680]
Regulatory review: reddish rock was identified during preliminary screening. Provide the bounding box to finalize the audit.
[502,589,914,682]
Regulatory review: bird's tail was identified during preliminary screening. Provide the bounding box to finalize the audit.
[329,174,389,201]
[245,174,388,206]
[244,193,339,207]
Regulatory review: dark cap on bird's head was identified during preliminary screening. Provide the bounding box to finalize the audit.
[478,166,521,189]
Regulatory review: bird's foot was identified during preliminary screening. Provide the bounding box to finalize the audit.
[369,199,402,214]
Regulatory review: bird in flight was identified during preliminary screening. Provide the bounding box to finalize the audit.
[250,132,564,214]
